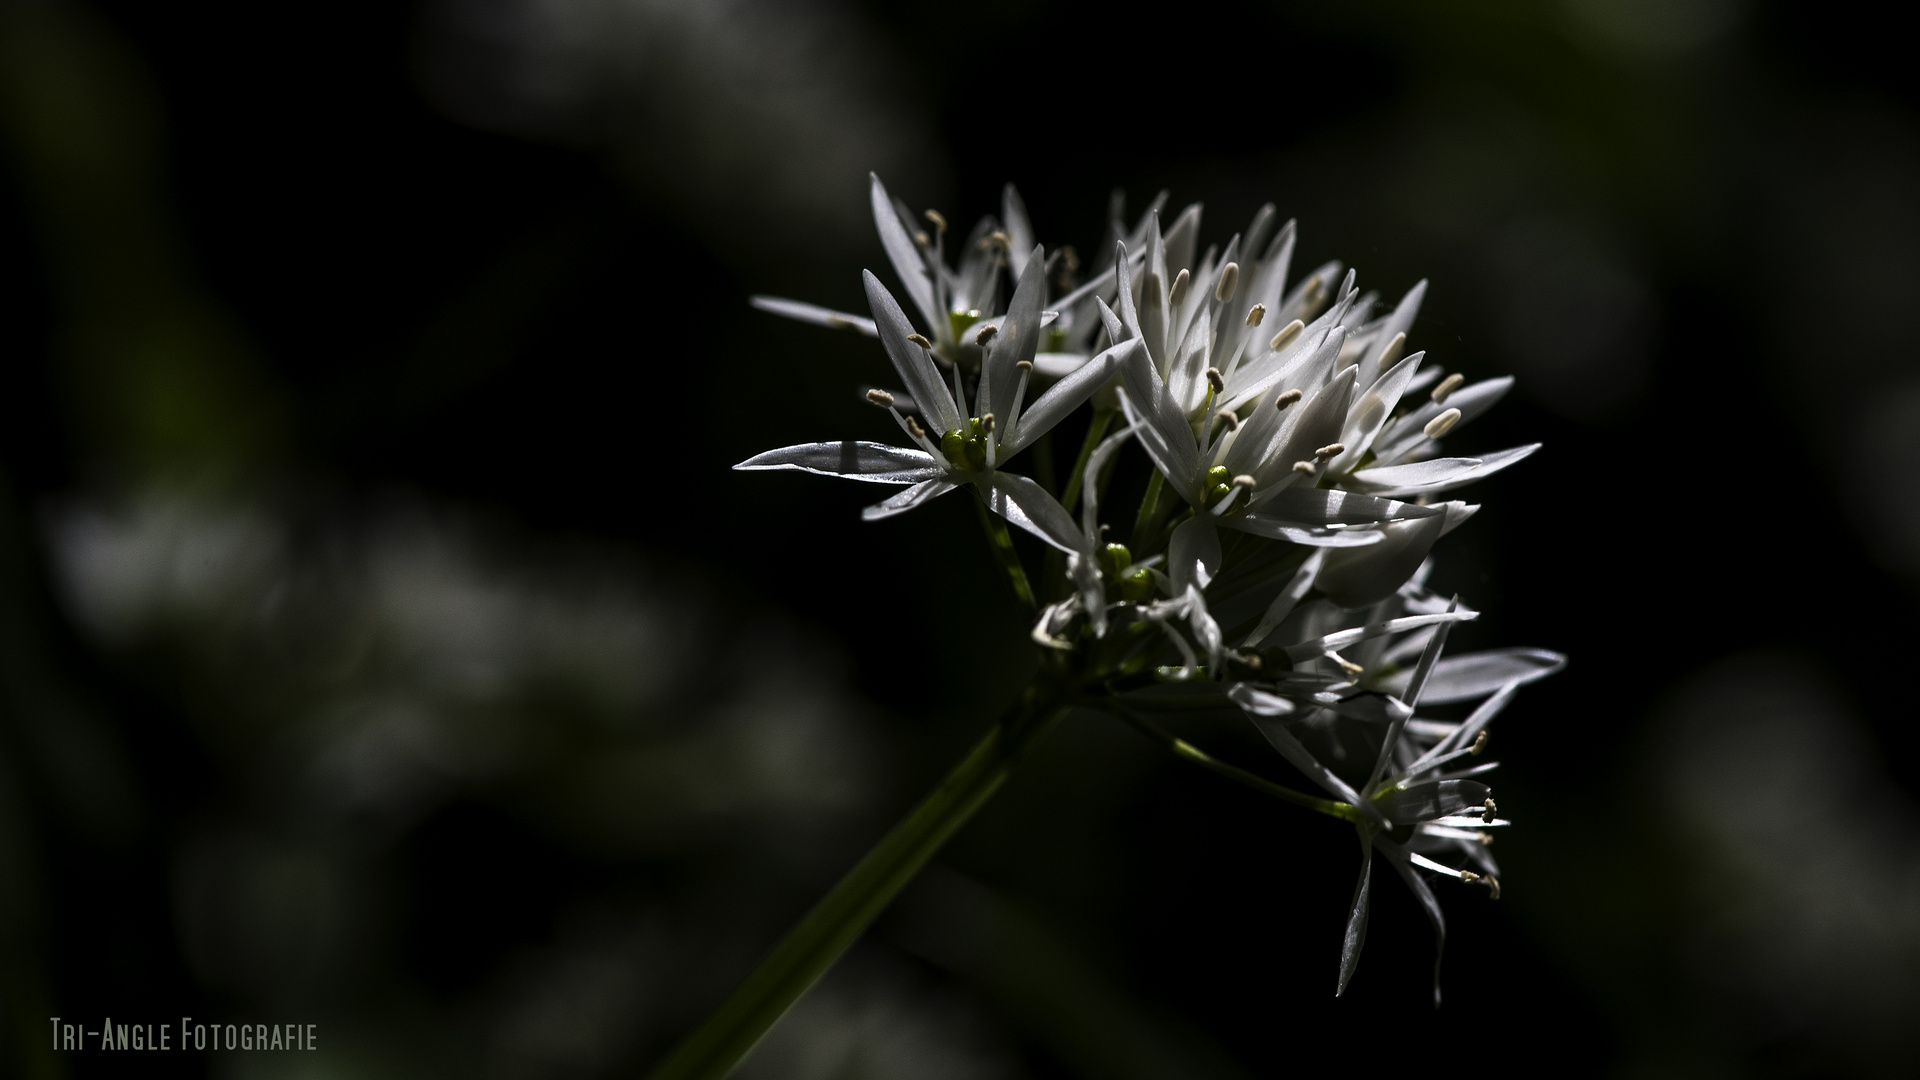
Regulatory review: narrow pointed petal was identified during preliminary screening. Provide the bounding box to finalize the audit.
[1357,280,1426,390]
[1002,183,1035,280]
[870,173,941,331]
[1350,445,1542,498]
[1005,339,1139,456]
[1242,549,1327,648]
[1374,376,1514,464]
[735,441,944,484]
[866,270,962,434]
[1168,514,1222,591]
[1282,610,1479,664]
[1330,349,1426,473]
[1251,367,1356,489]
[1242,708,1386,825]
[1336,834,1374,996]
[1376,780,1491,824]
[1417,648,1567,704]
[1246,488,1441,527]
[861,477,959,520]
[749,296,879,336]
[986,473,1083,553]
[1369,837,1449,1007]
[984,246,1048,426]
[1400,596,1459,709]
[1315,513,1448,608]
[1226,519,1388,547]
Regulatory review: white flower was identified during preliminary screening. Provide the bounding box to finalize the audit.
[735,265,1141,522]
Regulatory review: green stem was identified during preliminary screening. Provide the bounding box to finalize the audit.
[1059,410,1114,516]
[1130,470,1165,553]
[974,496,1036,609]
[1110,707,1360,823]
[646,690,1068,1080]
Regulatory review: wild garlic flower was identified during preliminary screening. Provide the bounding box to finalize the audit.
[725,176,1559,1022]
[735,262,1140,522]
[751,174,1163,382]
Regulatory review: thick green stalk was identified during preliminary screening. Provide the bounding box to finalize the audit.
[974,496,1036,609]
[646,691,1067,1080]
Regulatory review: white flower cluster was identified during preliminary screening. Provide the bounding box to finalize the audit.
[739,174,1563,1003]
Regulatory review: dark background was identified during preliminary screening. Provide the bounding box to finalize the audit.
[3,0,1919,1076]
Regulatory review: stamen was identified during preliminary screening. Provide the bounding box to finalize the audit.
[1169,268,1191,308]
[1470,730,1489,756]
[1431,373,1464,404]
[1314,443,1345,460]
[1243,654,1263,670]
[907,333,933,350]
[981,229,1011,251]
[1273,388,1303,410]
[1268,319,1305,352]
[1377,331,1406,369]
[906,416,928,439]
[979,412,996,433]
[1205,368,1225,395]
[1215,261,1239,302]
[914,230,931,247]
[1231,474,1255,489]
[865,389,895,408]
[1292,460,1316,475]
[1460,870,1482,884]
[924,208,947,234]
[1015,360,1033,372]
[1245,303,1267,327]
[975,324,998,347]
[1326,650,1365,676]
[1481,797,1498,823]
[1486,876,1501,900]
[1477,830,1494,846]
[1219,409,1240,432]
[1424,407,1462,439]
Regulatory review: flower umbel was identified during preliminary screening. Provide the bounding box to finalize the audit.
[661,178,1560,1080]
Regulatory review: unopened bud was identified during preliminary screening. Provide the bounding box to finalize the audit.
[1215,262,1239,302]
[1169,268,1191,308]
[907,333,933,350]
[1245,303,1267,327]
[976,324,998,346]
[1206,367,1225,395]
[865,389,895,408]
[1268,319,1305,352]
[1424,407,1462,439]
[924,208,947,234]
[1430,373,1464,404]
[1273,388,1303,410]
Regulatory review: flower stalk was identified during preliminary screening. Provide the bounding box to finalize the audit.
[646,687,1069,1080]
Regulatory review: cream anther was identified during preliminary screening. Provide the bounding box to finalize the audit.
[1461,870,1482,884]
[1169,268,1191,308]
[979,412,996,432]
[1205,368,1225,395]
[1424,407,1462,439]
[913,230,930,247]
[1314,443,1345,460]
[1231,474,1255,488]
[1431,373,1464,404]
[1219,410,1240,432]
[907,333,933,349]
[1481,797,1498,823]
[865,389,895,408]
[923,208,947,234]
[1273,389,1303,409]
[1268,319,1305,352]
[1470,730,1489,756]
[1377,331,1406,369]
[906,416,928,439]
[1215,262,1240,302]
[1245,303,1267,327]
[1292,460,1316,475]
[1015,360,1033,372]
[1327,651,1365,676]
[975,324,998,346]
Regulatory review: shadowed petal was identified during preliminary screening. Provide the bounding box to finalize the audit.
[735,441,943,484]
[861,478,959,520]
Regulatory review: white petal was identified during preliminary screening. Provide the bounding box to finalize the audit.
[1349,444,1542,498]
[1316,514,1448,608]
[1003,339,1139,456]
[869,173,941,332]
[861,478,959,520]
[986,473,1082,553]
[1168,514,1222,592]
[866,271,962,434]
[749,296,879,336]
[734,441,944,484]
[1417,648,1566,705]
